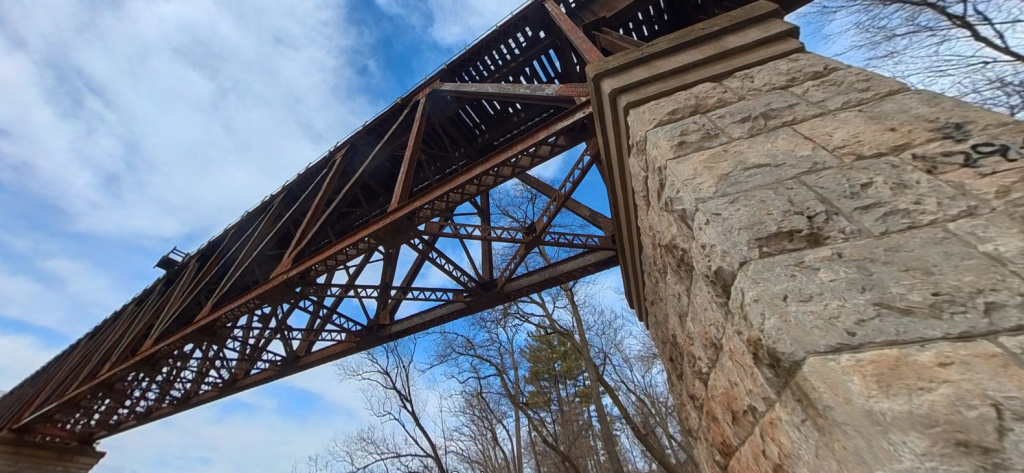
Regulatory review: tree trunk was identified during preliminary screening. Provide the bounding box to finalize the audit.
[562,284,627,473]
[510,343,525,473]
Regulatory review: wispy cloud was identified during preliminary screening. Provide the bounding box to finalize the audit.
[0,333,57,389]
[0,0,377,241]
[374,0,523,48]
[0,255,124,336]
[0,1,617,472]
[96,374,362,473]
[0,1,386,470]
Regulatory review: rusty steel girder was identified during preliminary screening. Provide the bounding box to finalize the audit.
[0,0,777,445]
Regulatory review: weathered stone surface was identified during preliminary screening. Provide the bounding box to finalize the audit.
[0,436,104,473]
[802,157,977,235]
[607,13,1024,473]
[795,91,1019,161]
[900,122,1024,176]
[683,275,729,385]
[721,52,846,97]
[706,90,823,139]
[677,358,708,442]
[664,128,840,216]
[692,180,861,277]
[636,192,697,439]
[948,211,1024,277]
[647,114,732,167]
[695,431,726,473]
[727,390,845,473]
[731,228,1024,378]
[793,340,1024,472]
[999,334,1024,359]
[950,166,1024,208]
[628,84,743,216]
[788,67,908,111]
[637,201,695,327]
[628,82,741,142]
[703,331,776,466]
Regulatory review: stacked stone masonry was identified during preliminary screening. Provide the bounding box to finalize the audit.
[626,52,1024,472]
[0,435,105,473]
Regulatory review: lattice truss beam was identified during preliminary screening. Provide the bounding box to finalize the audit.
[0,0,751,444]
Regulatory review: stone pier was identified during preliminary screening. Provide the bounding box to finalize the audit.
[0,435,104,473]
[589,2,1024,472]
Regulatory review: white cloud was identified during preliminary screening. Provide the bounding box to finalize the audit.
[0,255,127,337]
[0,333,58,390]
[0,1,386,470]
[0,2,624,472]
[0,0,377,241]
[94,375,361,473]
[374,0,523,48]
[424,0,524,46]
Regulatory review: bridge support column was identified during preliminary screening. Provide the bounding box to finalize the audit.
[590,2,1024,472]
[0,435,105,473]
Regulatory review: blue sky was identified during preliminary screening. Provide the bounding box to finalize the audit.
[0,2,834,471]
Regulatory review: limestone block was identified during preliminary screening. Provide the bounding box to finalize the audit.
[959,167,1024,207]
[727,390,845,473]
[792,340,1024,472]
[628,83,743,215]
[677,360,708,442]
[638,204,700,438]
[0,437,104,473]
[646,114,732,167]
[900,122,1024,176]
[628,82,741,143]
[695,432,726,473]
[706,90,823,140]
[721,52,846,97]
[664,128,840,216]
[646,290,698,436]
[638,202,695,323]
[730,228,1024,379]
[683,275,729,387]
[788,67,908,111]
[703,331,776,467]
[802,157,977,235]
[948,211,1024,277]
[692,180,861,277]
[795,91,1019,161]
[999,334,1024,359]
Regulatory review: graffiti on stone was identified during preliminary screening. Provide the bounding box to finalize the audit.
[931,122,974,143]
[912,138,1023,171]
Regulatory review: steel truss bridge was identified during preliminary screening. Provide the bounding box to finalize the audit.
[1,0,765,445]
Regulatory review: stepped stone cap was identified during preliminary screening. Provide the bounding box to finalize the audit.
[586,1,804,322]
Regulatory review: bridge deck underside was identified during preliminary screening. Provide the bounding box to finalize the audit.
[0,0,772,444]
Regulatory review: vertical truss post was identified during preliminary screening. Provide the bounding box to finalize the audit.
[479,192,494,282]
[543,0,604,64]
[379,230,443,324]
[391,97,431,211]
[374,246,401,326]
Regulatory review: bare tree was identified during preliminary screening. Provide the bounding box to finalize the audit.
[324,338,451,473]
[801,0,1024,117]
[298,175,691,473]
[434,307,529,473]
[492,180,692,473]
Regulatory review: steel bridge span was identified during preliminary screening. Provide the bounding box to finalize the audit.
[0,0,790,446]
